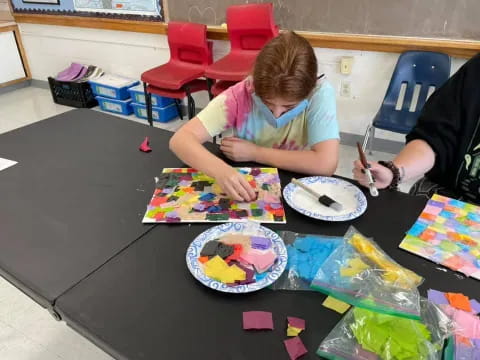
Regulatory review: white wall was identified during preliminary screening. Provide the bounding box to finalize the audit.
[0,30,26,84]
[18,23,466,142]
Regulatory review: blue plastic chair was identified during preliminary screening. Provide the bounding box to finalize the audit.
[362,51,451,153]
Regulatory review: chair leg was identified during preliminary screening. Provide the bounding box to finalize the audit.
[187,91,195,119]
[174,99,183,120]
[206,78,214,100]
[362,124,372,152]
[143,82,153,127]
[369,126,376,155]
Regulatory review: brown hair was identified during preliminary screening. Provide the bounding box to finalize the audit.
[253,31,318,102]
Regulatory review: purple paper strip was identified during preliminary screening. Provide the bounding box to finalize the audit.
[251,236,272,250]
[166,211,179,218]
[427,289,449,305]
[193,203,206,212]
[455,345,475,359]
[429,200,445,208]
[470,299,480,315]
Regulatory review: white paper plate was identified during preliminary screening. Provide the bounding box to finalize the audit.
[283,177,367,221]
[186,222,288,293]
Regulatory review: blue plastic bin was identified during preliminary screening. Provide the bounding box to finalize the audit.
[96,96,133,115]
[131,102,178,123]
[127,84,175,107]
[90,77,139,100]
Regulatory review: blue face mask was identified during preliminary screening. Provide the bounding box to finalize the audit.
[252,94,309,128]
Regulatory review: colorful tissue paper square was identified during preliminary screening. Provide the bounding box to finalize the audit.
[242,311,274,330]
[287,317,306,330]
[446,292,472,312]
[470,299,480,315]
[427,289,449,305]
[399,194,480,280]
[284,336,308,360]
[322,296,351,314]
[287,325,303,337]
[143,168,286,224]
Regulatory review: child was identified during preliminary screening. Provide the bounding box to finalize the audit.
[170,31,340,202]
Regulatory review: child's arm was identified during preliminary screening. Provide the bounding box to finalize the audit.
[221,137,339,176]
[169,118,256,202]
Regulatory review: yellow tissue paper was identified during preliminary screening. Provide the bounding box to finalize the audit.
[349,233,423,288]
[340,257,370,277]
[204,256,246,284]
[287,325,303,337]
[221,265,246,283]
[322,296,351,314]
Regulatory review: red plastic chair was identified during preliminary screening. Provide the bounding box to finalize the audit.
[205,3,279,97]
[141,22,213,124]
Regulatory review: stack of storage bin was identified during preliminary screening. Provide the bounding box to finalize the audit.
[89,74,139,115]
[128,84,179,123]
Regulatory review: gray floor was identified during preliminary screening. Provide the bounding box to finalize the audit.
[0,86,412,359]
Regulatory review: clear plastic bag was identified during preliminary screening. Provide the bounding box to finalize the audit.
[270,231,343,291]
[317,299,454,360]
[311,227,424,319]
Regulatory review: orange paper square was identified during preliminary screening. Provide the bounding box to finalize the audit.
[420,212,438,222]
[445,292,472,312]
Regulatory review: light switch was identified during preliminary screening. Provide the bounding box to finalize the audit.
[340,57,354,75]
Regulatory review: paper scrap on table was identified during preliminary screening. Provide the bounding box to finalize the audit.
[287,325,303,337]
[242,311,274,330]
[322,296,351,314]
[286,317,305,337]
[470,299,480,315]
[427,289,449,305]
[0,158,17,172]
[284,336,308,360]
[139,137,152,152]
[446,292,472,312]
[287,316,305,330]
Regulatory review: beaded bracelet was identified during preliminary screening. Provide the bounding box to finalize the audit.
[378,160,401,191]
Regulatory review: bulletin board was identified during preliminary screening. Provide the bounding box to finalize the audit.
[10,0,164,20]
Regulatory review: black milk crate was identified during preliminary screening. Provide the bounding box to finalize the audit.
[48,77,98,108]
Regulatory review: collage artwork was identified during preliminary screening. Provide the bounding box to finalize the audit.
[143,168,286,224]
[399,194,480,280]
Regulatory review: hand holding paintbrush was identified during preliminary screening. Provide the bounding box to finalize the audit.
[356,142,379,197]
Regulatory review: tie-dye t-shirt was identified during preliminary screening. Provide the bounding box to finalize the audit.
[197,77,339,150]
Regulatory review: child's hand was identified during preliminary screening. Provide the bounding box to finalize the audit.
[215,165,257,202]
[220,137,258,162]
[352,160,393,189]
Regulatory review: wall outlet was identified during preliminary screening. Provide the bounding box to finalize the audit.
[340,80,352,97]
[340,56,354,75]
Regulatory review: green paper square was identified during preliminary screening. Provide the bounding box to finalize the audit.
[251,209,264,217]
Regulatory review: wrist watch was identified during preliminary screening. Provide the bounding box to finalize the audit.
[378,161,402,190]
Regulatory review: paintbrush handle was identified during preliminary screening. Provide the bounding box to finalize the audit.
[364,169,379,197]
[291,178,322,199]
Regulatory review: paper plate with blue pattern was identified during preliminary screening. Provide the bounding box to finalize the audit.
[283,177,367,222]
[186,222,288,293]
